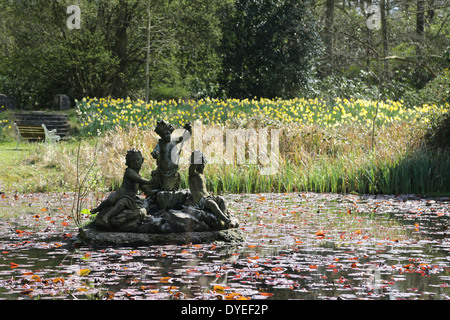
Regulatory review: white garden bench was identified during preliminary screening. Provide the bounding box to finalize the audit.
[14,123,61,150]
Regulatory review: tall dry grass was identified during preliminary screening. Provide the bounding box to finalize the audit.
[21,119,449,195]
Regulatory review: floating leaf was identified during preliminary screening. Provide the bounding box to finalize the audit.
[80,209,91,215]
[52,277,65,284]
[31,275,41,282]
[20,289,33,295]
[213,285,226,294]
[315,230,325,237]
[76,268,91,276]
[260,292,274,297]
[160,277,172,283]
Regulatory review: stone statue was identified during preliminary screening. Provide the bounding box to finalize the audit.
[81,120,243,245]
[141,120,192,194]
[90,149,150,228]
[189,150,230,224]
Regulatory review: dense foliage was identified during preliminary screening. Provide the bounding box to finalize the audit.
[219,0,321,99]
[0,0,449,108]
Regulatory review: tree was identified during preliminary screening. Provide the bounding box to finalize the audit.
[323,0,336,74]
[380,0,389,81]
[220,0,322,99]
[0,0,147,108]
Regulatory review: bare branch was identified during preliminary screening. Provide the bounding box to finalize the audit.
[381,55,437,78]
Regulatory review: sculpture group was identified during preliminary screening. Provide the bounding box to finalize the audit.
[82,120,242,244]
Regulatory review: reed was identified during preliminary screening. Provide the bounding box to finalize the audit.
[10,114,449,196]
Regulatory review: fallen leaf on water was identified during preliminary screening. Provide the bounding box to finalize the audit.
[167,286,179,292]
[20,289,33,295]
[225,292,247,300]
[160,277,172,283]
[260,292,274,297]
[52,277,65,284]
[213,285,226,294]
[315,230,325,237]
[76,268,91,276]
[271,267,285,272]
[31,275,41,282]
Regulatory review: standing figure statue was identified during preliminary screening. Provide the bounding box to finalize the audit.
[91,149,151,226]
[141,120,192,194]
[189,150,231,224]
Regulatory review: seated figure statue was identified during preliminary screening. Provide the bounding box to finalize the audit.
[91,149,151,226]
[188,150,230,224]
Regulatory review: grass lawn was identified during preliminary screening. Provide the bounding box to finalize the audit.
[0,141,67,193]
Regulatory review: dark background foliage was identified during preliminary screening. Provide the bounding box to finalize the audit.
[0,0,449,108]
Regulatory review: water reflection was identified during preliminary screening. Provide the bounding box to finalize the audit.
[0,192,449,300]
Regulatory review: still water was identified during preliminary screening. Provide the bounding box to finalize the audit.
[0,192,449,300]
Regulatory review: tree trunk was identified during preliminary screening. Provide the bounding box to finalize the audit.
[324,0,335,73]
[427,0,435,25]
[416,0,425,56]
[145,0,151,103]
[380,0,388,81]
[417,0,425,35]
[366,21,372,70]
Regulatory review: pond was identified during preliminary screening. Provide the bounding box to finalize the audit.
[0,192,449,300]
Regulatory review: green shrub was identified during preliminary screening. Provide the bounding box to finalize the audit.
[424,110,450,151]
[403,69,450,107]
[150,84,190,101]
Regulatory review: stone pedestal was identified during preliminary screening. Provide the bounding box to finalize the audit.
[79,190,244,246]
[78,227,245,246]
